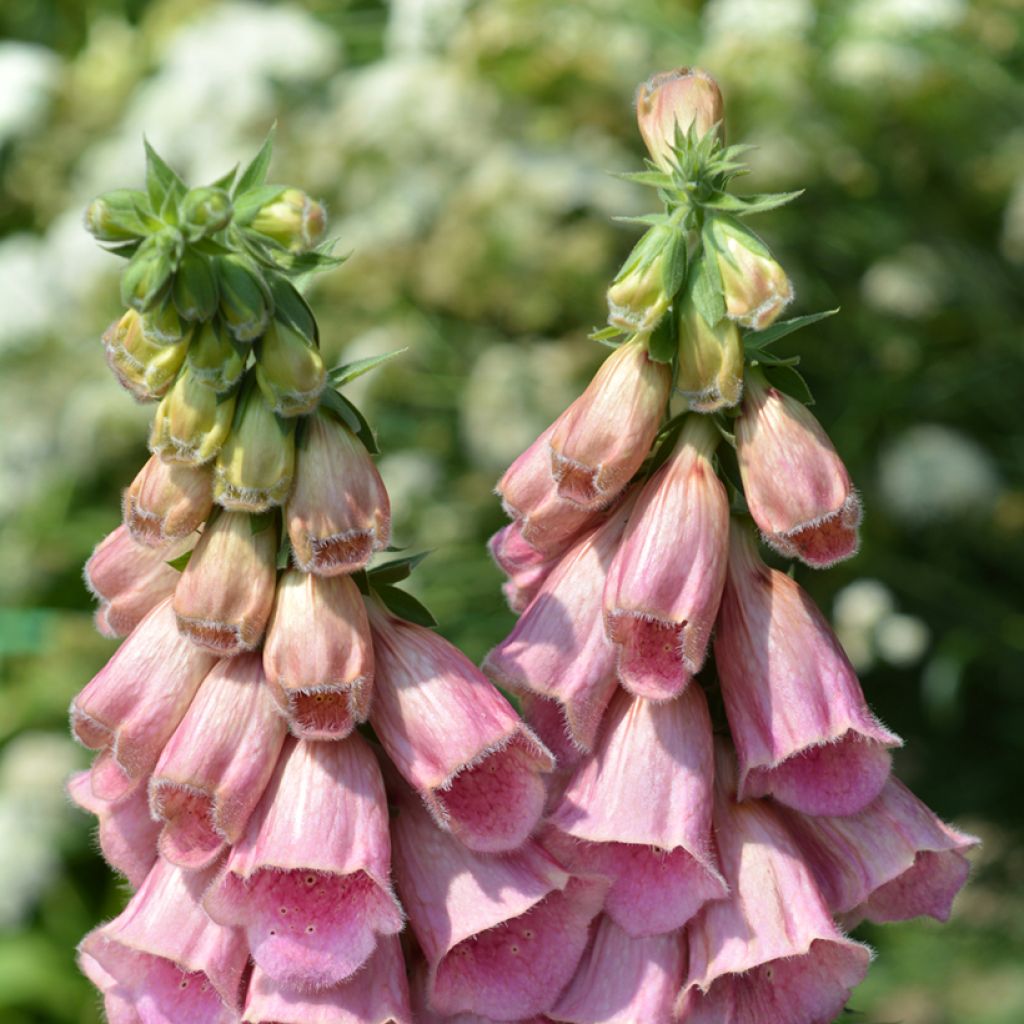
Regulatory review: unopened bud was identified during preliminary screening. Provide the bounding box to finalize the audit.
[636,67,725,172]
[120,234,176,313]
[214,382,296,512]
[173,249,219,322]
[606,223,684,336]
[215,255,272,342]
[123,454,214,546]
[255,319,326,417]
[250,188,326,253]
[711,218,794,330]
[186,319,246,393]
[149,365,237,465]
[141,302,185,346]
[676,271,744,413]
[83,189,148,243]
[102,310,190,401]
[173,510,278,654]
[180,187,232,237]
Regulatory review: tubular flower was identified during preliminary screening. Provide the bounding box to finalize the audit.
[123,453,213,546]
[635,66,725,171]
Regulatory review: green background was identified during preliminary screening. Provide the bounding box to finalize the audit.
[0,0,1021,1021]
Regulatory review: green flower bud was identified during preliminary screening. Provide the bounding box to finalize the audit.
[149,365,236,465]
[103,309,191,401]
[215,255,272,342]
[142,301,186,346]
[711,218,794,330]
[676,275,744,413]
[250,188,326,253]
[187,319,247,393]
[606,223,685,336]
[121,234,177,313]
[83,189,149,243]
[173,249,219,323]
[255,319,326,417]
[214,380,296,512]
[181,186,233,237]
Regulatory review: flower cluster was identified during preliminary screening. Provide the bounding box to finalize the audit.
[484,67,978,1022]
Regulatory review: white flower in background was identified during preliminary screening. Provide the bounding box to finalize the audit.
[0,235,52,351]
[379,451,443,519]
[876,613,931,667]
[829,38,925,89]
[386,0,471,55]
[0,42,59,146]
[861,246,947,319]
[879,424,1001,523]
[834,579,931,671]
[850,0,965,34]
[704,0,815,41]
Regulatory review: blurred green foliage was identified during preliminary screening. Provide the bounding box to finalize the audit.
[0,0,1021,1021]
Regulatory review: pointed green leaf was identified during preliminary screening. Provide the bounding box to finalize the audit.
[611,213,670,227]
[234,184,288,226]
[234,127,276,197]
[266,274,318,345]
[691,249,725,329]
[367,551,432,586]
[372,584,438,628]
[764,364,815,406]
[328,348,408,387]
[745,308,840,348]
[589,325,623,342]
[701,190,803,215]
[250,510,276,535]
[615,169,675,189]
[660,228,689,303]
[166,550,193,572]
[276,534,292,570]
[144,139,187,211]
[209,165,238,192]
[647,314,677,365]
[319,389,379,455]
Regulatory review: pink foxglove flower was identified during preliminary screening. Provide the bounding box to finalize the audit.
[173,509,278,654]
[635,66,725,171]
[409,962,549,1024]
[545,686,726,936]
[676,743,871,1024]
[549,338,670,510]
[70,597,216,801]
[549,915,685,1024]
[242,937,411,1024]
[484,498,633,755]
[737,371,862,568]
[488,520,560,614]
[262,569,374,739]
[123,453,213,546]
[205,734,402,989]
[370,603,553,853]
[77,951,138,1024]
[392,791,605,1021]
[79,858,248,1024]
[715,521,901,815]
[84,525,192,638]
[286,411,391,575]
[149,652,287,870]
[603,415,728,701]
[780,776,979,927]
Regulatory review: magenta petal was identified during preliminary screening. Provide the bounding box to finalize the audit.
[547,687,725,935]
[550,916,685,1024]
[206,734,402,990]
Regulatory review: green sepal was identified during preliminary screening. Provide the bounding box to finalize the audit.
[215,254,273,342]
[233,184,288,226]
[589,325,622,342]
[274,245,347,278]
[190,237,235,257]
[367,551,432,586]
[144,139,187,213]
[614,169,675,189]
[166,549,193,572]
[611,213,669,227]
[85,188,151,241]
[744,309,840,349]
[701,190,804,216]
[209,166,238,193]
[266,274,318,346]
[250,509,277,535]
[647,314,677,364]
[173,249,219,321]
[319,389,379,455]
[276,533,293,570]
[690,246,726,329]
[372,583,438,628]
[328,348,408,387]
[660,228,689,304]
[763,363,815,406]
[234,127,276,197]
[121,234,176,312]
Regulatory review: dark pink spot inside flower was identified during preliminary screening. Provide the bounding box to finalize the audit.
[153,786,224,870]
[132,959,228,1024]
[608,614,691,701]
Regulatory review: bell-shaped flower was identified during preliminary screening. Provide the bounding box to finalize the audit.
[70,597,216,801]
[79,858,248,1024]
[370,603,553,853]
[149,652,288,870]
[84,525,192,638]
[636,66,725,172]
[103,308,190,401]
[392,791,606,1021]
[546,686,726,936]
[287,411,391,575]
[242,937,412,1024]
[549,916,685,1024]
[488,521,560,614]
[603,416,728,701]
[249,188,327,254]
[484,498,633,756]
[149,364,237,465]
[173,509,278,654]
[737,370,862,568]
[715,521,901,816]
[675,277,744,413]
[77,951,138,1024]
[710,217,794,330]
[206,734,403,990]
[262,570,373,740]
[549,338,670,509]
[255,318,326,417]
[676,743,871,1024]
[605,225,680,337]
[780,777,979,928]
[123,454,213,547]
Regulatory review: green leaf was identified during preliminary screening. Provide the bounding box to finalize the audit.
[234,127,276,197]
[589,325,622,342]
[173,249,219,321]
[166,550,193,572]
[190,237,234,257]
[250,510,276,535]
[691,249,725,329]
[367,551,432,585]
[266,273,318,345]
[702,189,803,215]
[209,165,238,192]
[144,139,187,211]
[744,308,840,348]
[276,534,292,570]
[647,314,677,364]
[614,169,675,189]
[319,389,380,454]
[660,227,689,303]
[611,213,669,227]
[763,363,815,406]
[328,348,408,387]
[234,184,288,226]
[372,584,438,628]
[276,246,347,277]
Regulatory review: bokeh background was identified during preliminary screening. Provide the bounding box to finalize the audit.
[1,0,1021,1021]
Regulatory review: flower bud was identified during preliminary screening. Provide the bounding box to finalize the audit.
[102,309,190,401]
[173,248,219,322]
[186,318,246,393]
[250,188,327,253]
[255,319,326,417]
[676,275,744,412]
[215,254,271,342]
[737,370,862,567]
[149,365,237,465]
[180,186,232,237]
[141,301,185,346]
[606,223,682,335]
[120,233,176,313]
[636,67,725,172]
[123,454,213,546]
[173,510,278,654]
[213,381,296,512]
[287,411,391,576]
[550,337,671,509]
[83,188,147,243]
[711,217,794,330]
